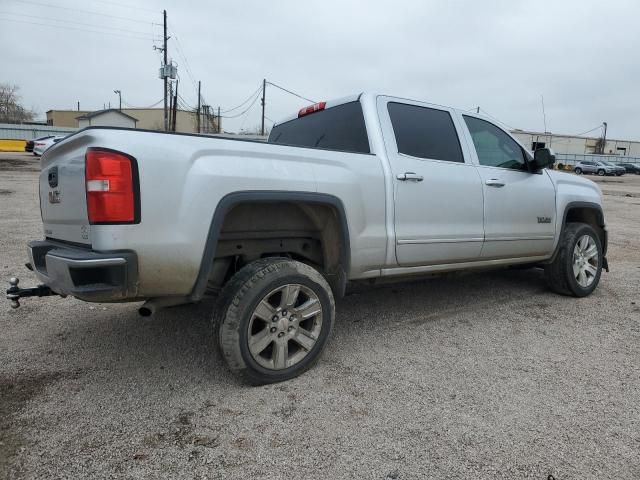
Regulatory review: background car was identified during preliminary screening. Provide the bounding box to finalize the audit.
[574,160,617,176]
[619,163,640,174]
[25,135,53,153]
[600,161,625,176]
[33,136,65,156]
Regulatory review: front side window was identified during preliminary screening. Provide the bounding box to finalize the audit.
[463,116,527,171]
[387,102,464,163]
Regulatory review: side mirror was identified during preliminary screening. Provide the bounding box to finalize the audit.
[532,148,556,171]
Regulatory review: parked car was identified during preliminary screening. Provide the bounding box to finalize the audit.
[574,160,617,176]
[619,163,640,174]
[25,135,54,153]
[600,161,625,176]
[7,93,608,384]
[33,136,66,156]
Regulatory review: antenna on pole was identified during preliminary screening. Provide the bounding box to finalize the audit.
[261,79,266,137]
[541,95,547,133]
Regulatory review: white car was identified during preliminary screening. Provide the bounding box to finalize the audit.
[33,136,66,156]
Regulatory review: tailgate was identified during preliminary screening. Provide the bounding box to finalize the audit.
[39,136,91,245]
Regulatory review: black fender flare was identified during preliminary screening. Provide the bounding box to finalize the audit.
[548,201,607,264]
[190,191,351,301]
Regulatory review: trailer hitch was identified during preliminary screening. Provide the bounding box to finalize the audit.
[6,277,56,309]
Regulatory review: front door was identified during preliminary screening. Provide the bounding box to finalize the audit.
[379,99,485,267]
[461,115,556,259]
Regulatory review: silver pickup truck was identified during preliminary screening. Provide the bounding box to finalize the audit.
[7,93,608,384]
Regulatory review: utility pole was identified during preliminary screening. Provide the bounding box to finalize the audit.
[602,122,608,154]
[261,78,266,136]
[168,82,173,128]
[476,106,480,114]
[196,80,201,134]
[114,90,121,111]
[172,79,178,132]
[77,101,80,111]
[217,106,221,133]
[163,9,168,131]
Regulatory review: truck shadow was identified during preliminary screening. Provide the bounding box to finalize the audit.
[57,267,550,387]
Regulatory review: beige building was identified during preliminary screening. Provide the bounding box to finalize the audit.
[47,108,219,134]
[77,109,137,128]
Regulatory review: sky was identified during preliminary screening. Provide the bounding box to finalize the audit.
[1,0,640,138]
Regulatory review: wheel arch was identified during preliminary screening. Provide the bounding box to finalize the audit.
[553,201,607,259]
[190,191,351,301]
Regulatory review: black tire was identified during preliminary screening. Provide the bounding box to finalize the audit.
[597,169,605,176]
[574,167,582,174]
[544,223,603,297]
[214,257,335,385]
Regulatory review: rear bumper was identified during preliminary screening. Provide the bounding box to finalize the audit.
[28,240,138,302]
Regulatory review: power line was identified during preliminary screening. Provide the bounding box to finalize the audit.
[168,27,198,89]
[239,95,261,131]
[219,90,262,119]
[0,11,157,36]
[0,16,155,40]
[570,125,605,138]
[11,0,157,25]
[177,94,195,111]
[121,99,164,109]
[88,0,161,14]
[220,85,263,113]
[266,81,315,104]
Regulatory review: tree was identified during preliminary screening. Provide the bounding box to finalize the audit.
[0,83,35,123]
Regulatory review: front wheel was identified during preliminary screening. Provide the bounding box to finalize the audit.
[574,167,582,174]
[597,169,606,176]
[214,258,335,384]
[544,223,603,297]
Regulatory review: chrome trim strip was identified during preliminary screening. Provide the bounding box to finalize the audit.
[397,237,484,245]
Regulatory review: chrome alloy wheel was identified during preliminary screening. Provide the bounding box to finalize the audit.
[247,284,323,370]
[572,234,599,288]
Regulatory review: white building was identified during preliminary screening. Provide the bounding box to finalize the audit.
[77,109,138,129]
[511,129,640,157]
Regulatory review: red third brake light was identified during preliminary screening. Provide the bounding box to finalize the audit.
[298,101,326,117]
[85,148,139,224]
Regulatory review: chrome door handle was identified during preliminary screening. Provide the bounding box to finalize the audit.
[485,178,505,187]
[397,172,424,182]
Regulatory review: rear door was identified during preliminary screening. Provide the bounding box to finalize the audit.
[460,115,556,259]
[378,97,485,266]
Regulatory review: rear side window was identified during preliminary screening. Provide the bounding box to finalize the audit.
[387,102,464,163]
[268,101,369,154]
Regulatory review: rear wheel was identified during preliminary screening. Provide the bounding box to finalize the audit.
[544,223,602,297]
[574,167,582,174]
[214,258,334,384]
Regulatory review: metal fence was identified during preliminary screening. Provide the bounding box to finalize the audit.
[0,123,78,140]
[556,153,640,166]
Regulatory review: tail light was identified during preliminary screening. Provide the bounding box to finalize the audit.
[298,101,326,117]
[85,148,140,224]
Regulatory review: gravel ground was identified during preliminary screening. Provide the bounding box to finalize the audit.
[1,152,639,479]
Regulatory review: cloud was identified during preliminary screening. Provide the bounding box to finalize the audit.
[1,0,638,139]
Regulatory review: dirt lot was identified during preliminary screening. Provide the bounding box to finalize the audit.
[1,152,639,479]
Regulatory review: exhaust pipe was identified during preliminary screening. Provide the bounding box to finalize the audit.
[138,296,190,317]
